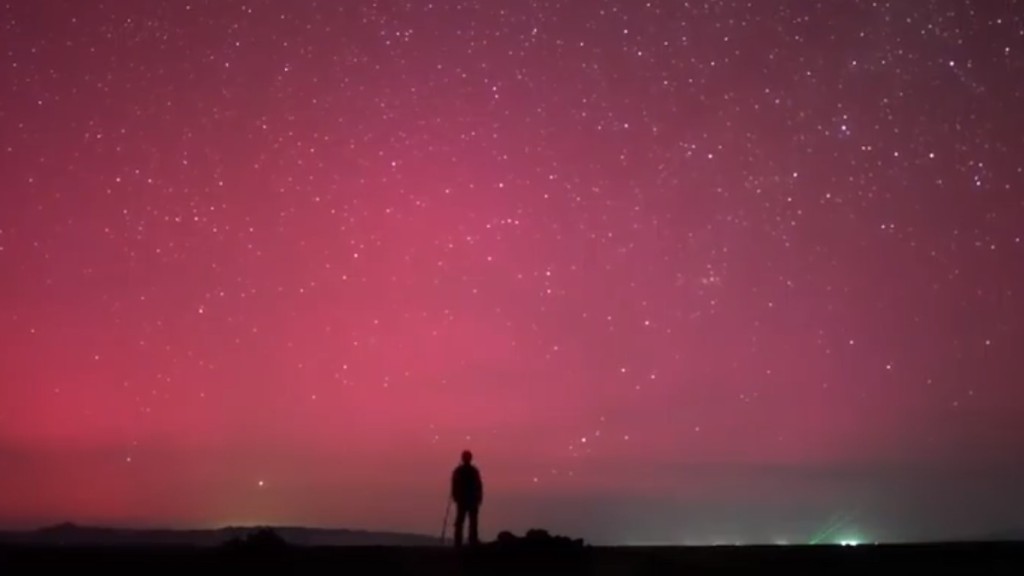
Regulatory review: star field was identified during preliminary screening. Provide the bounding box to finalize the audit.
[1,0,1023,544]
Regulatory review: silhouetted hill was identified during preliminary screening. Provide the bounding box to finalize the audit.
[3,540,1024,573]
[0,522,437,547]
[489,528,587,551]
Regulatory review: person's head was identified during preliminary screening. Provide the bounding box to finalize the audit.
[461,450,473,464]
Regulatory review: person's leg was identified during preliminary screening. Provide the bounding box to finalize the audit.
[468,506,479,545]
[454,504,467,548]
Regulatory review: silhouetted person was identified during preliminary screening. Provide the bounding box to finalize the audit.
[450,449,483,547]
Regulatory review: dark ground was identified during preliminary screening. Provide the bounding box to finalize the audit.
[2,542,1023,574]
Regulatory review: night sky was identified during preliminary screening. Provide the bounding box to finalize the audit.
[2,0,1023,545]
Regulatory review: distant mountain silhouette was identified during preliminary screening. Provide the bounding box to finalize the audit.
[221,527,291,553]
[490,528,587,550]
[0,522,438,547]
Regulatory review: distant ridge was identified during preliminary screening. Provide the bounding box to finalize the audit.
[0,522,439,547]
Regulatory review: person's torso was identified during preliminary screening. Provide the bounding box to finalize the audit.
[453,465,480,493]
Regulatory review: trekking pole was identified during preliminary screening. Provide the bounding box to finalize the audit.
[439,496,452,544]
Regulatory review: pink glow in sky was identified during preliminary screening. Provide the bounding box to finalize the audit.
[2,0,1023,544]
